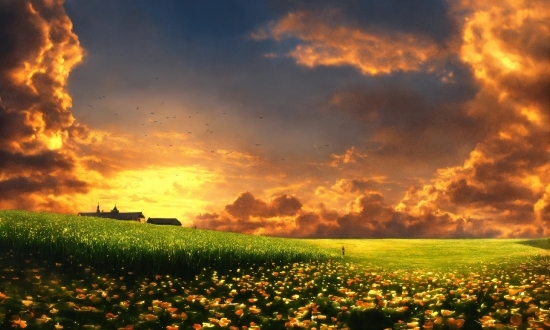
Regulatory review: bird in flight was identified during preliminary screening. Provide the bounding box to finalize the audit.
[141,123,145,125]
[151,112,154,114]
[166,117,170,119]
[255,143,261,146]
[136,107,139,109]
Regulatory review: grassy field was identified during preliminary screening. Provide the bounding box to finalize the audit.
[306,238,550,272]
[2,211,550,329]
[0,210,335,275]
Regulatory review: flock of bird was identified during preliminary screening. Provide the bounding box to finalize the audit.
[84,79,331,164]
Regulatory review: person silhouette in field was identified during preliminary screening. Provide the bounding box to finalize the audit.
[342,246,345,256]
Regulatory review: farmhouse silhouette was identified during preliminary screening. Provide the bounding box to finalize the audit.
[78,204,181,226]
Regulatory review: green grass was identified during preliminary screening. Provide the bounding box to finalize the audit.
[0,210,335,275]
[306,238,550,273]
[3,210,550,329]
[2,210,550,275]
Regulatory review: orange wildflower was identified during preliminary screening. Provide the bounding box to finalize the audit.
[219,318,231,326]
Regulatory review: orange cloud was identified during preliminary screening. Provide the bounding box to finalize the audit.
[196,192,303,235]
[328,147,367,167]
[255,10,442,75]
[197,186,504,238]
[397,0,550,237]
[0,0,89,212]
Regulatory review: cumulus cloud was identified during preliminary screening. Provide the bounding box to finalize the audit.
[197,186,504,238]
[397,0,550,237]
[225,192,302,220]
[0,0,89,211]
[196,192,302,235]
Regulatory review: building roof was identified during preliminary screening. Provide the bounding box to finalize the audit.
[78,212,145,220]
[78,204,145,221]
[146,218,181,226]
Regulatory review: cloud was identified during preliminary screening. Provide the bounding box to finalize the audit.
[196,192,303,235]
[197,186,505,238]
[0,0,90,211]
[225,192,302,220]
[327,85,483,166]
[332,178,381,194]
[328,147,368,167]
[256,5,483,176]
[255,10,443,75]
[192,1,550,238]
[396,0,550,237]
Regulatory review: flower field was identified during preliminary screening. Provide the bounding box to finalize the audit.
[2,211,550,329]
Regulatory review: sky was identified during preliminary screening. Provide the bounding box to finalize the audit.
[1,0,549,238]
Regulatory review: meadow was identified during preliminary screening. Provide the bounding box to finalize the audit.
[305,239,543,273]
[0,210,334,275]
[1,210,550,330]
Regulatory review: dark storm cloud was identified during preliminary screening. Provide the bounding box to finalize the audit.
[0,0,90,211]
[326,82,482,167]
[0,107,34,146]
[0,175,88,199]
[0,150,75,174]
[0,1,43,75]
